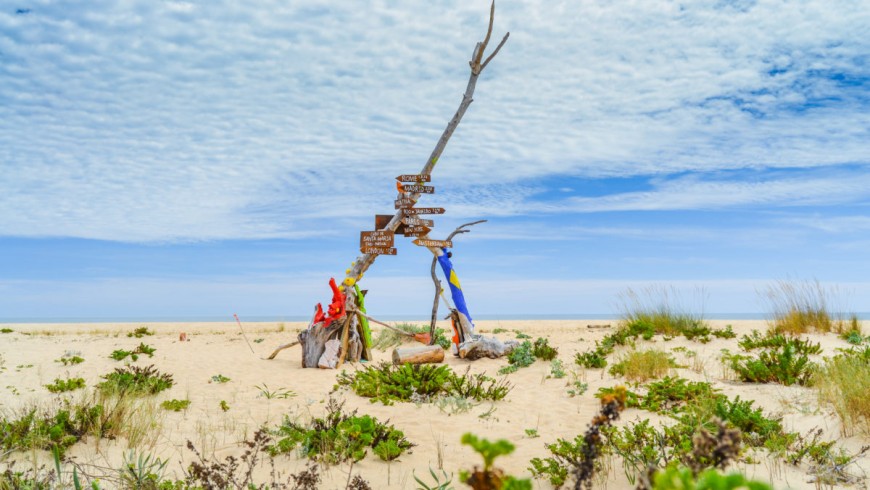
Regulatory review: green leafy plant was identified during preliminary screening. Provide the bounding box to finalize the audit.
[268,399,414,464]
[127,326,155,338]
[160,399,191,411]
[413,467,454,490]
[45,377,86,393]
[1,328,13,333]
[548,359,566,379]
[0,402,104,458]
[608,349,676,382]
[255,384,296,399]
[728,344,816,386]
[97,365,174,395]
[814,353,870,436]
[211,374,231,383]
[109,343,156,362]
[737,330,822,354]
[460,433,531,490]
[648,465,772,490]
[56,354,85,365]
[119,449,168,489]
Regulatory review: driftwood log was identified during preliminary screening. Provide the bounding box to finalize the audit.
[459,336,518,360]
[392,345,445,365]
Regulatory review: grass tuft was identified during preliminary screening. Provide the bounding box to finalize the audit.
[763,279,853,334]
[814,353,870,436]
[608,349,676,382]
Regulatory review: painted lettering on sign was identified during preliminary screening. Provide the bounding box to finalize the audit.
[413,238,453,248]
[402,217,434,227]
[395,174,431,182]
[400,184,435,194]
[360,246,398,256]
[403,207,445,215]
[394,198,416,209]
[360,230,394,248]
[402,225,432,237]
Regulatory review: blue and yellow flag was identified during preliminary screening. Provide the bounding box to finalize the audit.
[436,249,473,331]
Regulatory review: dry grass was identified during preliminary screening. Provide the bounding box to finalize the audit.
[762,279,852,334]
[609,349,675,383]
[617,285,707,337]
[814,355,870,437]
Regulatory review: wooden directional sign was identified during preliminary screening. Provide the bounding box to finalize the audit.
[396,174,431,182]
[360,246,397,256]
[376,215,405,234]
[403,207,445,216]
[400,184,435,194]
[402,217,434,227]
[402,225,432,237]
[360,230,394,248]
[394,197,416,209]
[413,238,452,248]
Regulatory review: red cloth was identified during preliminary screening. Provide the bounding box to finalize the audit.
[314,278,346,326]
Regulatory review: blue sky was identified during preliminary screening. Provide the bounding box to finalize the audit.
[2,1,869,320]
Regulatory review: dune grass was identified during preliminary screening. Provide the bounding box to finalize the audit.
[618,286,709,338]
[762,279,853,334]
[608,349,676,382]
[814,353,870,437]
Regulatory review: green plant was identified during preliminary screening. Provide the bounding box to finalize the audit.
[97,365,174,395]
[567,381,588,398]
[762,279,850,334]
[335,363,511,405]
[372,323,450,350]
[268,399,414,464]
[506,341,535,368]
[532,337,558,360]
[109,343,156,362]
[255,384,296,399]
[460,433,531,490]
[648,465,772,490]
[728,344,816,386]
[56,354,85,365]
[737,330,822,354]
[219,400,230,412]
[414,467,454,490]
[548,359,566,379]
[160,399,191,412]
[119,449,168,489]
[45,377,87,393]
[814,353,870,436]
[575,344,609,369]
[128,326,155,338]
[608,349,676,382]
[633,377,714,414]
[524,428,539,438]
[0,401,103,458]
[211,374,231,383]
[1,328,14,333]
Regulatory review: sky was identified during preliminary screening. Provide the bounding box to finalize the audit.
[1,0,869,320]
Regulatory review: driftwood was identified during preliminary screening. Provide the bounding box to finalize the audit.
[459,335,518,360]
[266,340,299,360]
[392,345,445,365]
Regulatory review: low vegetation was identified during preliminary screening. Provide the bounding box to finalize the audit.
[461,432,531,489]
[762,279,853,334]
[608,349,676,382]
[371,322,451,350]
[814,352,870,436]
[727,335,818,386]
[127,326,154,338]
[160,399,191,412]
[97,365,174,395]
[498,337,559,374]
[109,342,156,362]
[45,377,86,393]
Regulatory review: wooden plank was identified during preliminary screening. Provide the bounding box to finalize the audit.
[396,174,431,182]
[392,345,444,365]
[360,230,394,248]
[360,246,397,255]
[402,217,434,227]
[403,207,445,215]
[376,215,405,234]
[400,184,435,194]
[394,197,416,209]
[413,238,453,248]
[402,225,431,237]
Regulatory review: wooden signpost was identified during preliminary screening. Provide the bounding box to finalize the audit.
[413,238,453,248]
[403,217,434,227]
[400,184,435,194]
[360,246,397,255]
[376,215,405,234]
[396,174,432,182]
[403,225,431,237]
[403,207,446,216]
[394,197,416,209]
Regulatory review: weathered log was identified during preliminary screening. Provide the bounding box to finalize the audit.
[392,345,445,365]
[459,335,518,360]
[266,340,299,360]
[298,320,344,368]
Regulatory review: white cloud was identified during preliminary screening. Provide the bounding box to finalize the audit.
[1,1,868,241]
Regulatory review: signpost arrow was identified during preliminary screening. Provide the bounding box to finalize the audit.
[402,217,434,227]
[376,215,405,234]
[360,246,397,256]
[400,184,435,194]
[395,174,431,183]
[360,230,394,248]
[413,238,453,248]
[402,225,432,237]
[394,197,416,209]
[403,207,445,215]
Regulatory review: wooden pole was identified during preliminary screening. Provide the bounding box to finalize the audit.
[392,345,445,365]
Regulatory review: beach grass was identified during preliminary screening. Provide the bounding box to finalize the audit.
[762,279,852,334]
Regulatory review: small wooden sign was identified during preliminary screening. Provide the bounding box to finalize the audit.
[394,197,416,209]
[413,238,452,248]
[361,246,398,256]
[400,184,435,194]
[403,207,445,215]
[402,217,434,227]
[360,230,394,248]
[402,225,431,237]
[396,174,431,183]
[375,215,405,234]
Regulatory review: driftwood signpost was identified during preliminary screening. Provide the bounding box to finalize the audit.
[290,2,514,368]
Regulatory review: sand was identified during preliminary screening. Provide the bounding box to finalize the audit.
[0,319,867,489]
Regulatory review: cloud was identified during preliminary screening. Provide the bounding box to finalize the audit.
[1,1,868,241]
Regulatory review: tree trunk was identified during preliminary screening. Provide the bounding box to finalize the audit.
[392,345,445,365]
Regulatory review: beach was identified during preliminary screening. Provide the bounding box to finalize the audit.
[0,319,867,489]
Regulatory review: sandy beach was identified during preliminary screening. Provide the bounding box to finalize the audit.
[0,319,867,489]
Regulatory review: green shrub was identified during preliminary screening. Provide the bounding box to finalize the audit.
[127,326,154,338]
[728,344,816,386]
[45,378,86,393]
[160,399,191,412]
[532,337,558,360]
[109,343,156,362]
[461,433,531,490]
[210,374,231,383]
[335,363,511,405]
[814,353,870,436]
[268,399,413,464]
[609,349,676,382]
[737,330,821,354]
[55,355,85,366]
[0,402,103,458]
[650,465,772,490]
[97,365,174,395]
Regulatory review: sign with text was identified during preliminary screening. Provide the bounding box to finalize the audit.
[413,238,452,248]
[360,246,397,256]
[400,184,435,194]
[394,197,416,209]
[402,225,431,237]
[395,174,431,182]
[360,230,394,249]
[402,217,434,227]
[403,207,445,215]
